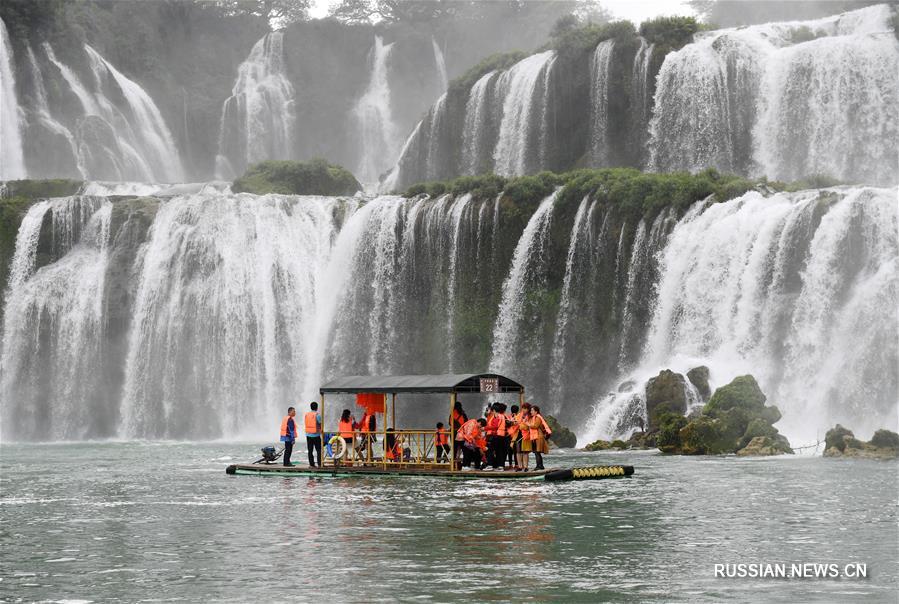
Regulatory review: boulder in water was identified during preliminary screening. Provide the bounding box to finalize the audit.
[645,369,687,430]
[686,366,711,400]
[736,436,792,456]
[703,374,766,416]
[824,426,899,459]
[545,415,577,448]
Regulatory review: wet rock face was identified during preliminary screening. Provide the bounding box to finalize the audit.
[686,365,710,400]
[736,435,792,456]
[823,426,899,459]
[645,369,687,430]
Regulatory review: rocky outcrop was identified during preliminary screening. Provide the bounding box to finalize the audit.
[824,426,899,459]
[232,160,361,196]
[645,369,687,430]
[546,415,577,448]
[686,365,710,400]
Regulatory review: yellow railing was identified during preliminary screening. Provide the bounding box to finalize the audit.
[324,430,453,468]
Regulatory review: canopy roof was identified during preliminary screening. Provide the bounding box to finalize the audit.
[320,373,523,394]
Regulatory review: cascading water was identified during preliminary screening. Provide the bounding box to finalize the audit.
[586,186,898,444]
[37,43,183,182]
[215,32,296,180]
[432,37,448,91]
[493,51,556,177]
[490,191,557,376]
[630,38,655,162]
[589,40,615,166]
[353,36,399,184]
[649,4,899,182]
[461,70,497,176]
[0,18,26,179]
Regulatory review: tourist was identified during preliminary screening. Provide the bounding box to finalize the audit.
[279,406,299,467]
[338,409,355,459]
[507,404,520,468]
[528,405,552,470]
[356,409,377,461]
[456,417,487,470]
[488,402,509,470]
[385,428,403,462]
[304,401,322,467]
[517,402,532,471]
[452,401,467,463]
[435,422,450,462]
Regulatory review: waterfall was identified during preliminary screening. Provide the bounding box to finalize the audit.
[0,18,25,179]
[630,38,655,163]
[39,43,183,182]
[84,46,184,183]
[586,186,897,444]
[649,4,898,183]
[424,93,448,181]
[353,36,399,184]
[489,191,557,376]
[25,47,85,179]
[0,197,112,440]
[432,37,448,91]
[493,51,556,177]
[215,32,295,180]
[461,70,497,176]
[589,40,615,166]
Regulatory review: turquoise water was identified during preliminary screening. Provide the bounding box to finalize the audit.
[1,443,896,602]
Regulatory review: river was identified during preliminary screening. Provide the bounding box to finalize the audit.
[1,443,896,602]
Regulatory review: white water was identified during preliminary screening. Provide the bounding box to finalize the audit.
[589,40,615,166]
[490,191,557,375]
[215,32,295,180]
[432,37,448,91]
[0,18,25,179]
[493,51,556,177]
[649,4,899,182]
[587,186,898,445]
[353,36,399,184]
[0,197,112,440]
[424,93,448,181]
[461,70,497,176]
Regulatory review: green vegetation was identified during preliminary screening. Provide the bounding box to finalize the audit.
[824,425,899,459]
[232,159,361,196]
[448,51,527,95]
[2,179,83,200]
[638,16,700,50]
[548,20,636,59]
[546,415,577,448]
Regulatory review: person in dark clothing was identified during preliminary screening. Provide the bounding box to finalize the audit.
[507,404,520,467]
[304,401,322,467]
[279,406,298,466]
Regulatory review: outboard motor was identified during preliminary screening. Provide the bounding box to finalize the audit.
[260,446,278,463]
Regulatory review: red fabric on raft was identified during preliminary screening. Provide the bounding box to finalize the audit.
[355,392,385,414]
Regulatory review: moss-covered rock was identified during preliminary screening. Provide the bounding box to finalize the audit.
[686,366,711,400]
[704,374,766,417]
[1,179,83,200]
[232,159,361,196]
[584,439,611,451]
[609,439,628,449]
[645,369,687,430]
[823,426,899,459]
[736,436,792,456]
[824,424,855,452]
[545,415,577,448]
[656,412,688,453]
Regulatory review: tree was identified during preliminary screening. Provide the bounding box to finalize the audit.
[212,0,311,28]
[688,0,895,27]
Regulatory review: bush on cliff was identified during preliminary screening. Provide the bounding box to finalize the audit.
[448,50,527,95]
[232,159,361,196]
[639,16,700,50]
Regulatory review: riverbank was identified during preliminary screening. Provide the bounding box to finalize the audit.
[0,442,896,602]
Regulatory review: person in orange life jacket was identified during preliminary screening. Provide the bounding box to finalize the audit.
[528,405,552,470]
[451,401,467,463]
[304,401,322,467]
[338,409,355,459]
[279,406,299,466]
[506,404,520,468]
[516,402,532,471]
[435,422,450,462]
[385,428,406,461]
[457,417,487,470]
[486,402,509,470]
[356,409,377,460]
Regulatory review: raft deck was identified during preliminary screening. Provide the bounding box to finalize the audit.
[226,462,634,481]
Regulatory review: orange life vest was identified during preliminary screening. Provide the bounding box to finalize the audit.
[338,419,354,439]
[508,413,519,438]
[529,414,552,441]
[486,412,499,436]
[435,428,448,446]
[304,411,319,434]
[452,409,464,430]
[456,418,479,443]
[385,436,402,460]
[280,415,294,437]
[358,413,375,433]
[517,412,530,440]
[496,413,508,437]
